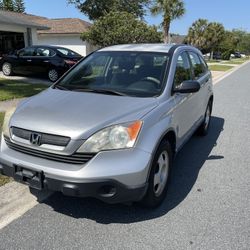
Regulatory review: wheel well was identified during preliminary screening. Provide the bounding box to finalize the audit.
[209,95,214,110]
[162,130,176,155]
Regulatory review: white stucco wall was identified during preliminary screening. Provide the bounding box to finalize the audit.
[36,34,89,56]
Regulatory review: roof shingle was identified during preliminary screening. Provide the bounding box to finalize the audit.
[0,10,91,34]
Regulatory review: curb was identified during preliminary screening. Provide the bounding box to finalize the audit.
[213,60,250,85]
[0,181,51,230]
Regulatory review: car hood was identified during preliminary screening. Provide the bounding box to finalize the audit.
[11,88,158,140]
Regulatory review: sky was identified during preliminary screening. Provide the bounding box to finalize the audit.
[25,0,250,35]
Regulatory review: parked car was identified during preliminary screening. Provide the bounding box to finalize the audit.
[213,52,222,60]
[0,45,82,82]
[234,52,242,58]
[0,44,213,207]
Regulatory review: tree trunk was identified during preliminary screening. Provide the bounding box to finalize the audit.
[210,50,214,60]
[163,19,170,44]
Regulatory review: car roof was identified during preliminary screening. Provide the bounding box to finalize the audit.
[30,45,71,50]
[98,43,184,53]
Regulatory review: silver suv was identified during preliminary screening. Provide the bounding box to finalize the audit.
[0,44,213,207]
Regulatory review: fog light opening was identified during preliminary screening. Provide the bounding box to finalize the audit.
[99,185,116,198]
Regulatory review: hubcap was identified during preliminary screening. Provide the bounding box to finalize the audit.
[204,106,211,130]
[2,63,11,75]
[154,150,169,197]
[48,69,58,82]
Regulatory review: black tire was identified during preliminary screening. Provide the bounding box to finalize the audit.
[197,100,213,136]
[48,68,59,82]
[2,62,13,76]
[140,140,173,208]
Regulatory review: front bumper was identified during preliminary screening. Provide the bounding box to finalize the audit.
[0,163,147,203]
[0,135,152,203]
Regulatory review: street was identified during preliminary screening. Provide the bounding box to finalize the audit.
[0,63,249,250]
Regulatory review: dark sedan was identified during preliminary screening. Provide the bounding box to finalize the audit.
[0,45,83,82]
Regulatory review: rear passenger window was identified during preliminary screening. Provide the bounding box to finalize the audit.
[199,55,208,73]
[34,48,56,57]
[188,52,206,79]
[173,52,192,88]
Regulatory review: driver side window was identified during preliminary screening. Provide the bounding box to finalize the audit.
[173,52,192,88]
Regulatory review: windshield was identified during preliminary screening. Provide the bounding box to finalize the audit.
[56,51,169,97]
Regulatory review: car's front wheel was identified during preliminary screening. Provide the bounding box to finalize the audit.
[48,69,59,82]
[2,62,13,76]
[141,140,173,208]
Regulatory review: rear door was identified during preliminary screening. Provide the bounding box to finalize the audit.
[172,52,200,147]
[187,51,211,121]
[32,47,56,75]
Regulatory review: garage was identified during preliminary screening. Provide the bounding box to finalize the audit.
[0,31,25,56]
[0,10,48,57]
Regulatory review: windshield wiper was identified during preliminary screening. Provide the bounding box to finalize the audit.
[73,88,127,96]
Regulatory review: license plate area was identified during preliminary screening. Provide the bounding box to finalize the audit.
[14,165,44,190]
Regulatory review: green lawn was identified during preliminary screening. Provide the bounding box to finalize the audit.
[222,60,248,65]
[0,78,48,186]
[0,78,48,101]
[0,112,11,186]
[209,65,234,71]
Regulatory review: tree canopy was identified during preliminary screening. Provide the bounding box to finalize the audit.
[185,19,225,58]
[231,29,250,54]
[0,0,25,13]
[68,0,149,20]
[81,11,162,47]
[151,0,185,43]
[185,19,209,50]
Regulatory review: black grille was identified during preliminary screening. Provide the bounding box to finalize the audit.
[4,136,95,165]
[12,127,70,147]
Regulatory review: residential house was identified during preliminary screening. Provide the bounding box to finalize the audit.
[0,10,93,57]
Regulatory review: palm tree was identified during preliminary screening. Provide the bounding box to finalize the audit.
[206,22,225,59]
[151,0,185,43]
[185,19,209,50]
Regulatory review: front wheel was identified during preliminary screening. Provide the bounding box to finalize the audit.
[48,69,59,82]
[2,62,13,76]
[140,140,173,208]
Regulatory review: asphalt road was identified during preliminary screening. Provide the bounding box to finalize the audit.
[0,63,250,250]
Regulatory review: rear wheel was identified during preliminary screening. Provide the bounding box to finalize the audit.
[140,140,173,208]
[197,101,212,136]
[2,62,13,76]
[48,69,59,82]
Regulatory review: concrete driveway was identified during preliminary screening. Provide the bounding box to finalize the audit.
[0,63,250,249]
[0,71,51,85]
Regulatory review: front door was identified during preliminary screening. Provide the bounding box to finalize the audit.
[14,47,36,75]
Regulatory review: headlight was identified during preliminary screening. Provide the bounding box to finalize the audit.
[2,104,18,137]
[77,120,142,153]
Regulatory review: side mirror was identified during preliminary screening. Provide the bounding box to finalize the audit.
[174,80,200,94]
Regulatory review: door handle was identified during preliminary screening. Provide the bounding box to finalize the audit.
[27,59,32,62]
[43,61,49,63]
